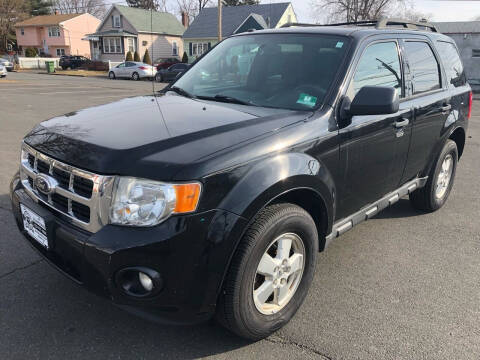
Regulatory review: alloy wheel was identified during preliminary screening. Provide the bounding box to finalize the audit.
[253,233,305,315]
[435,154,454,199]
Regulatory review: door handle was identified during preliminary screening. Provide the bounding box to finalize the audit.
[395,118,410,128]
[441,104,452,112]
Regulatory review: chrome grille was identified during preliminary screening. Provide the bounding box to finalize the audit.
[20,143,115,233]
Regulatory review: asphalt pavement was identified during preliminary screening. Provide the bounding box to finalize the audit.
[0,72,479,359]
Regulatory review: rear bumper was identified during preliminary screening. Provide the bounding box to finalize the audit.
[10,176,247,325]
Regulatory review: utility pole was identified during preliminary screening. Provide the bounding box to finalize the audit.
[218,0,223,42]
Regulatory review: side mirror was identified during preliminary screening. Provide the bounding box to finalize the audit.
[348,86,399,116]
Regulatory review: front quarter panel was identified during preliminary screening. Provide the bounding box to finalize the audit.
[217,152,335,228]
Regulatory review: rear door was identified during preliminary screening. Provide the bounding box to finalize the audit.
[337,39,413,218]
[399,38,451,182]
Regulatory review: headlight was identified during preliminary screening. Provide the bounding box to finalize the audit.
[110,177,201,226]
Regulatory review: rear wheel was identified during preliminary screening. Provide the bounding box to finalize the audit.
[132,72,140,81]
[216,203,318,340]
[108,71,115,80]
[410,139,458,212]
[155,73,163,82]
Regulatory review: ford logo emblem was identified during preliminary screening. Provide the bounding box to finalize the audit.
[34,174,55,195]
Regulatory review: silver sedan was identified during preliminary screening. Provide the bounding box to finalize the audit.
[0,57,13,72]
[108,61,157,81]
[0,64,7,78]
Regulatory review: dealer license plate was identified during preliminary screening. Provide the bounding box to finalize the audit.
[20,204,48,249]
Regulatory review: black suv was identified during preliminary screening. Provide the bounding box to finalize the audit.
[10,19,471,340]
[59,55,90,70]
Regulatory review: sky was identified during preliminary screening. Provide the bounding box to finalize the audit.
[109,0,480,23]
[268,0,480,23]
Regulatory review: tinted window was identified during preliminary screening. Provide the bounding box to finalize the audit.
[351,42,402,97]
[436,41,465,88]
[404,41,441,94]
[175,34,351,111]
[125,62,136,67]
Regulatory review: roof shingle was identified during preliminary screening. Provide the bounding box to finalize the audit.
[115,5,185,35]
[183,3,290,39]
[15,14,81,27]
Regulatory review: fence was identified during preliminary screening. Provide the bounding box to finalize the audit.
[18,57,60,69]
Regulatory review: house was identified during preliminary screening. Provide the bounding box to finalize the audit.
[86,5,185,63]
[15,13,100,58]
[434,21,480,91]
[183,2,297,62]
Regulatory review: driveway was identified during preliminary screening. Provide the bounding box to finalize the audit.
[0,72,479,359]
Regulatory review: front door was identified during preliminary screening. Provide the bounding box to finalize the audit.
[92,41,100,60]
[337,40,412,219]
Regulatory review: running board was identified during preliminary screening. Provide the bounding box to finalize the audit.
[325,177,428,248]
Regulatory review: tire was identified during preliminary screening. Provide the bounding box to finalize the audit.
[410,139,458,212]
[108,71,115,80]
[216,203,318,340]
[155,73,162,82]
[61,66,67,70]
[132,72,140,81]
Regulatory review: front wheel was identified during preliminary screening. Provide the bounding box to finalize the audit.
[410,139,458,212]
[155,73,163,82]
[132,72,140,81]
[108,71,115,79]
[216,203,318,340]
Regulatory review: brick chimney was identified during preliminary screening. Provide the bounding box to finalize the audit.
[181,12,189,28]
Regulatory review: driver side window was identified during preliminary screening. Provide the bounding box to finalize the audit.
[349,41,402,98]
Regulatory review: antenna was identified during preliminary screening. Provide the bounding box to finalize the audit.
[151,4,155,95]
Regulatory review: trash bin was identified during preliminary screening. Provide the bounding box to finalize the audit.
[45,61,55,73]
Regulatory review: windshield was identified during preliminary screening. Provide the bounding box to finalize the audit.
[173,33,350,111]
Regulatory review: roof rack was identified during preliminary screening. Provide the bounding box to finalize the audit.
[281,18,438,32]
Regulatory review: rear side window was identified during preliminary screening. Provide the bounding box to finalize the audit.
[404,41,441,95]
[435,41,466,88]
[350,41,402,97]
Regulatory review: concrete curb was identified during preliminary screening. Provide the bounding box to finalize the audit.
[35,72,107,79]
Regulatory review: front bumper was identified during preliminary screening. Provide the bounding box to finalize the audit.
[10,177,247,324]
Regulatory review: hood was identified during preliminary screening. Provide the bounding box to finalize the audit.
[24,94,310,180]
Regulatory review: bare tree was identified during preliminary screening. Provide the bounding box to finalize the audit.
[176,0,211,20]
[126,0,169,11]
[53,0,106,19]
[312,0,404,23]
[0,0,29,52]
[389,0,432,22]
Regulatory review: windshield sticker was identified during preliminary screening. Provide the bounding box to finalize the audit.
[335,42,344,48]
[297,93,317,108]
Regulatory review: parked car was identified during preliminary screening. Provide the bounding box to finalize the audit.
[0,64,6,77]
[59,55,91,70]
[154,57,180,70]
[108,61,157,81]
[155,63,190,82]
[10,19,472,341]
[0,57,13,71]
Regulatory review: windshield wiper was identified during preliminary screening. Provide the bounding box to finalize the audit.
[197,94,256,106]
[167,86,196,99]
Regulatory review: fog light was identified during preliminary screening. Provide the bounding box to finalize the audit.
[116,267,162,298]
[138,272,153,291]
